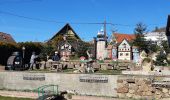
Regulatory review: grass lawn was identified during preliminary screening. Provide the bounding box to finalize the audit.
[0,96,34,100]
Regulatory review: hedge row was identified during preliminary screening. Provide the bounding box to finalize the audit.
[0,42,42,66]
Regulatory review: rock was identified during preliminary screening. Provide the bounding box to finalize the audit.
[145,91,152,96]
[163,93,170,97]
[117,79,123,83]
[135,91,143,96]
[100,64,107,70]
[126,93,133,98]
[133,95,141,99]
[117,93,125,98]
[117,83,124,88]
[129,84,138,91]
[129,89,135,94]
[162,88,169,93]
[136,79,145,86]
[156,90,162,95]
[169,89,170,94]
[142,85,149,92]
[117,86,129,93]
[155,94,162,99]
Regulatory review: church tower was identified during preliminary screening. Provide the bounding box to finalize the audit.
[96,29,107,60]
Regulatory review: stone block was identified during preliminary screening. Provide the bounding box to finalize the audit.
[129,84,138,91]
[126,93,133,98]
[129,89,135,94]
[117,86,129,93]
[155,89,162,95]
[133,95,141,99]
[117,79,123,83]
[169,89,170,94]
[100,64,107,70]
[163,93,170,98]
[117,83,124,88]
[145,91,152,96]
[155,94,162,99]
[162,88,169,93]
[135,91,143,96]
[67,63,74,69]
[117,93,126,98]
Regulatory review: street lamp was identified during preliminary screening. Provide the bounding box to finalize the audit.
[22,46,25,59]
[22,46,25,70]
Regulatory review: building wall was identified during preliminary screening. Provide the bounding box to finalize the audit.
[118,39,131,60]
[118,52,131,60]
[132,48,140,64]
[112,48,117,60]
[97,41,107,60]
[0,72,119,97]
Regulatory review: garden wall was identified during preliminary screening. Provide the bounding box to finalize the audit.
[0,72,119,97]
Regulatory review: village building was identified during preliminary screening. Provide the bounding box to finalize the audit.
[117,39,132,61]
[95,32,140,63]
[48,23,82,60]
[96,29,107,60]
[144,32,167,46]
[166,15,170,46]
[0,32,16,43]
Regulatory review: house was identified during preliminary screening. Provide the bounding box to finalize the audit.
[0,32,16,43]
[144,32,167,46]
[48,23,82,60]
[118,39,132,61]
[112,33,135,44]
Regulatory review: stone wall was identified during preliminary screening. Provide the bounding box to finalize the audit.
[116,75,170,99]
[0,72,118,97]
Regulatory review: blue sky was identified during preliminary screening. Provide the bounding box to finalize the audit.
[0,0,169,42]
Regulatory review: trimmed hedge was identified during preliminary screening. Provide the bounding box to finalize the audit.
[0,42,19,65]
[0,42,42,66]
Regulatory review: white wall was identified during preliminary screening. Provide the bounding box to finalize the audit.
[0,72,119,97]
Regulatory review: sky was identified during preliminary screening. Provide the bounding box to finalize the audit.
[0,0,170,42]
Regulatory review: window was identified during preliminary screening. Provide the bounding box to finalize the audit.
[120,53,123,56]
[126,53,129,56]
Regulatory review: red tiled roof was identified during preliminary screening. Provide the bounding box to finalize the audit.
[113,33,135,43]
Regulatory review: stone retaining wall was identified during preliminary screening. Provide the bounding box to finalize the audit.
[116,76,170,99]
[0,72,119,97]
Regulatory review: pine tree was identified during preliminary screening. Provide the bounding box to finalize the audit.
[133,22,148,52]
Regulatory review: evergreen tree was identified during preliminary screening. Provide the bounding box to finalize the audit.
[155,50,167,66]
[133,22,148,52]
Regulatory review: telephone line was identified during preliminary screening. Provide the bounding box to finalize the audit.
[0,10,165,27]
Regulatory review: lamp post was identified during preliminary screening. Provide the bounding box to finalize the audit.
[22,46,25,70]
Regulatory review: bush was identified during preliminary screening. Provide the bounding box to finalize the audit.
[0,42,19,65]
[17,42,43,64]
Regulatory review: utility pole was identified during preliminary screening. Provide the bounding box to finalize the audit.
[104,20,107,47]
[104,20,107,41]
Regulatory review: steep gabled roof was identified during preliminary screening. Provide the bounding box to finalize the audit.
[113,33,135,43]
[0,32,16,43]
[118,38,131,47]
[50,23,81,41]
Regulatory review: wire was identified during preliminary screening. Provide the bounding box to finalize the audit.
[0,10,165,27]
[0,0,42,5]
